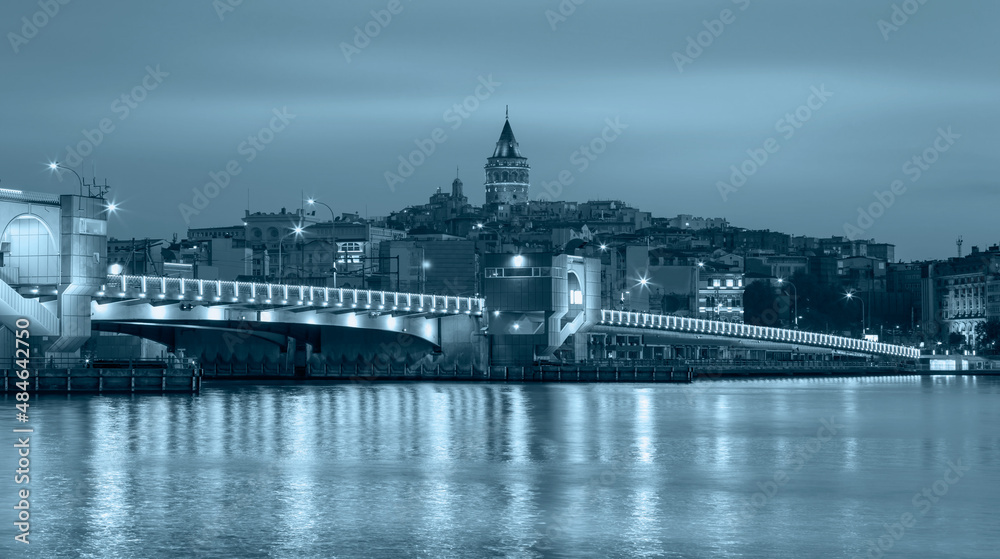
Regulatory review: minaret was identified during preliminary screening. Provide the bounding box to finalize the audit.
[452,167,463,198]
[484,108,529,205]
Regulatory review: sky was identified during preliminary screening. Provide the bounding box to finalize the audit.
[2,0,997,261]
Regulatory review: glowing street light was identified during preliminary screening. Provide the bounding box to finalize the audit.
[277,223,305,281]
[305,198,335,222]
[845,290,866,335]
[777,278,798,328]
[48,161,85,196]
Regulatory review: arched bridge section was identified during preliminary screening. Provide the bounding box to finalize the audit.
[92,275,488,369]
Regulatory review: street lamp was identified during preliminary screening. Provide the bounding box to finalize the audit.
[306,198,335,222]
[845,290,866,336]
[306,198,337,285]
[777,278,798,328]
[277,224,304,281]
[48,162,85,196]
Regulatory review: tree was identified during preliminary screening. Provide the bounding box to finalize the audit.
[948,332,966,351]
[743,280,783,327]
[974,320,1000,354]
[786,271,854,334]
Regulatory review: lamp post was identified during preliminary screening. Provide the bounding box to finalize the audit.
[277,225,304,282]
[475,222,503,252]
[777,278,798,328]
[845,290,866,336]
[306,198,335,222]
[306,198,337,286]
[48,162,85,197]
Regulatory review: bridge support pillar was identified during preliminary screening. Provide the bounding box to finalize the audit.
[282,338,312,377]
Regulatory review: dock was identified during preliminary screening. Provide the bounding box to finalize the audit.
[1,359,202,393]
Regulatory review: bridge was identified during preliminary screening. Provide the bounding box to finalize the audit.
[0,188,920,372]
[88,275,487,372]
[593,310,919,360]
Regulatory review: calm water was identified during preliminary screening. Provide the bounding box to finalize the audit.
[3,376,1000,558]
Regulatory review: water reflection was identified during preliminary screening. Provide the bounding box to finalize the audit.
[2,377,1000,558]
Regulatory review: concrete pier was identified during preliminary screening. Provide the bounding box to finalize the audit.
[202,362,694,383]
[2,360,202,393]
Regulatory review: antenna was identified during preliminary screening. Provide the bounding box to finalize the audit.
[956,236,964,258]
[506,105,509,119]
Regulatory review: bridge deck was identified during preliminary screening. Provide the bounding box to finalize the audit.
[102,275,486,315]
[599,310,919,359]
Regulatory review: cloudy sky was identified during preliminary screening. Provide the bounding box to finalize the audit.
[3,0,996,261]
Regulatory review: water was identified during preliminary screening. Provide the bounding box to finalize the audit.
[3,376,1000,558]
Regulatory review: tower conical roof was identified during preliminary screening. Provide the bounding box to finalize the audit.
[491,119,524,159]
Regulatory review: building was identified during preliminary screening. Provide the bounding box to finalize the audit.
[484,114,530,206]
[746,255,808,280]
[663,214,729,230]
[107,238,163,276]
[378,237,478,296]
[867,242,896,263]
[922,244,1000,339]
[839,256,887,293]
[697,271,745,322]
[386,175,476,235]
[285,221,406,287]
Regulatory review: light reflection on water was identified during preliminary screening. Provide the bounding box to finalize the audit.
[2,376,1000,558]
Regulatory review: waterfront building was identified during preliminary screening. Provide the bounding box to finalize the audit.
[922,244,1000,338]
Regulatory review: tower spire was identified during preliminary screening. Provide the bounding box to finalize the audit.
[506,105,509,119]
[484,113,529,205]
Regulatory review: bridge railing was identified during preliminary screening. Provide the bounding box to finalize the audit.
[599,309,920,359]
[101,275,486,315]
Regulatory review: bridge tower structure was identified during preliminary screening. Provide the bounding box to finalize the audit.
[0,189,109,357]
[485,252,602,365]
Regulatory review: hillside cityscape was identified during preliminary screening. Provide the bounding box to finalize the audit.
[104,115,1000,355]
